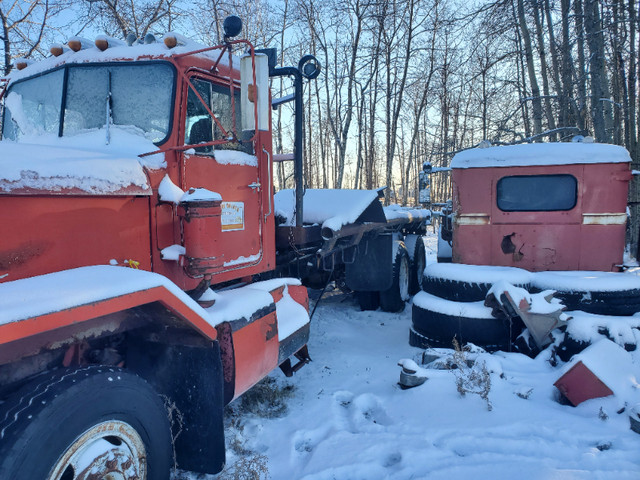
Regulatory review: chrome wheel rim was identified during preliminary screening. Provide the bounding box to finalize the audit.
[48,420,147,480]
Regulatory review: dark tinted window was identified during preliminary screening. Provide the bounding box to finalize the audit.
[497,174,577,212]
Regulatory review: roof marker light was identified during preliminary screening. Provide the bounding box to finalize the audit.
[163,32,187,49]
[14,59,32,70]
[50,44,66,57]
[94,35,126,52]
[68,37,93,52]
[144,33,156,44]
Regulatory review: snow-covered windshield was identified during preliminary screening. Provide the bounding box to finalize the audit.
[2,62,175,144]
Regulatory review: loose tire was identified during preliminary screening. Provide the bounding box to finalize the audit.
[406,235,427,295]
[531,271,640,316]
[422,263,532,302]
[411,291,523,351]
[0,366,172,480]
[379,242,411,312]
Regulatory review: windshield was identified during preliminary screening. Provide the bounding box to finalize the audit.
[2,62,175,144]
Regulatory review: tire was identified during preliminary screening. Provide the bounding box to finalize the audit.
[411,291,523,351]
[356,290,380,311]
[407,235,427,295]
[531,271,640,316]
[0,366,172,480]
[380,242,411,312]
[422,263,532,302]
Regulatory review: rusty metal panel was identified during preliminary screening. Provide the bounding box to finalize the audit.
[554,361,614,407]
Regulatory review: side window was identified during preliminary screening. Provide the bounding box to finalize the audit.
[184,78,252,154]
[497,174,577,212]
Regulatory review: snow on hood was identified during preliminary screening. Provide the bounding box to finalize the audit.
[274,188,380,231]
[451,142,631,169]
[0,127,164,194]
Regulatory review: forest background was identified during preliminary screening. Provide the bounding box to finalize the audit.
[2,0,639,249]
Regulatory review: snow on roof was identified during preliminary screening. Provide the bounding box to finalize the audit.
[451,142,631,169]
[531,270,640,293]
[274,188,380,231]
[7,37,238,83]
[0,128,163,194]
[0,265,211,326]
[565,310,640,348]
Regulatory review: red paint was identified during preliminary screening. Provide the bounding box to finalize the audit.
[554,361,614,406]
[0,285,218,346]
[452,162,631,271]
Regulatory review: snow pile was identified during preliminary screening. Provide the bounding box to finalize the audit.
[158,175,184,204]
[206,289,640,480]
[180,187,222,203]
[564,311,640,349]
[214,150,258,167]
[424,263,532,285]
[532,270,640,293]
[451,142,631,169]
[274,189,380,231]
[413,291,494,319]
[0,266,209,326]
[0,127,165,194]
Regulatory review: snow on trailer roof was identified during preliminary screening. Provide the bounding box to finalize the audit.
[274,188,380,232]
[450,142,631,169]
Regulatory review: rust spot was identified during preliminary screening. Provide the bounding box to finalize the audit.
[0,240,51,270]
[501,233,524,262]
[264,319,278,341]
[501,233,517,254]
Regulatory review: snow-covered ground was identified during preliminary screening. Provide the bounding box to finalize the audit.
[175,235,640,480]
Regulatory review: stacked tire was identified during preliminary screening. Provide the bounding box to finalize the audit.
[410,264,532,352]
[411,264,640,355]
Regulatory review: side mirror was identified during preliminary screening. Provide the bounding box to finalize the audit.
[241,53,269,132]
[298,54,321,80]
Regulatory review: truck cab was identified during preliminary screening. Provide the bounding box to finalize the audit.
[450,142,632,271]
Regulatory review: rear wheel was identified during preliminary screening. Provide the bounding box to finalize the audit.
[380,243,410,312]
[0,366,172,480]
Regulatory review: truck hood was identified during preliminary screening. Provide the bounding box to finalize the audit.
[0,128,165,195]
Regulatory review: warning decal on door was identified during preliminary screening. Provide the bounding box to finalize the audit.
[222,202,244,231]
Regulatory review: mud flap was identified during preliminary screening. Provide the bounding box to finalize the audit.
[127,339,225,475]
[345,234,393,291]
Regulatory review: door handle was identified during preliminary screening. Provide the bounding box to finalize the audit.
[248,182,261,190]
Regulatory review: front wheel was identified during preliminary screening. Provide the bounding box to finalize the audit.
[0,366,172,480]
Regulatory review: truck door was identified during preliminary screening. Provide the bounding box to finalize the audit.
[181,76,263,275]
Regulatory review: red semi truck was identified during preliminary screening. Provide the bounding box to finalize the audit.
[0,16,429,479]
